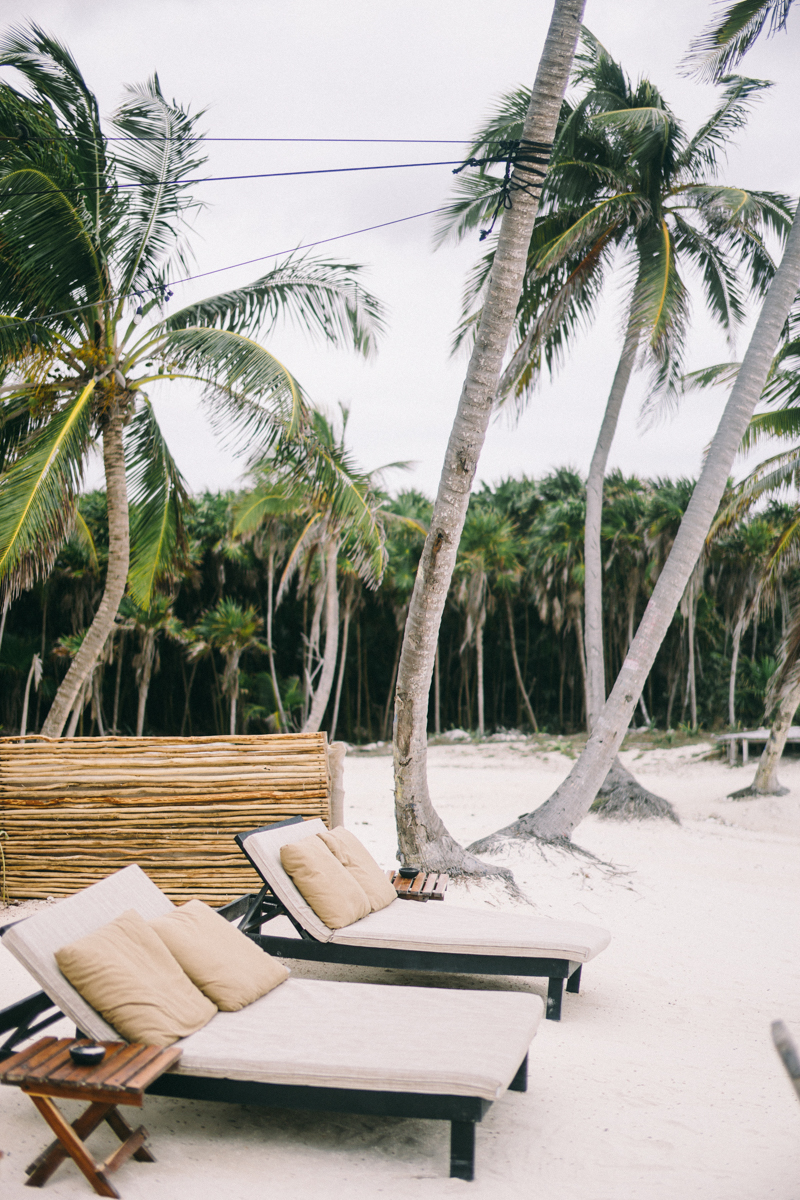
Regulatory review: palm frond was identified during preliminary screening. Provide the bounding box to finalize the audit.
[71,507,99,571]
[0,380,94,600]
[677,75,772,172]
[165,254,385,358]
[160,326,309,447]
[686,1,793,82]
[125,398,189,608]
[112,76,207,298]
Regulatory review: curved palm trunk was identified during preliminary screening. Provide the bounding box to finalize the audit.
[228,648,242,734]
[584,311,639,727]
[19,656,38,738]
[331,583,354,740]
[686,589,698,730]
[304,538,340,733]
[476,604,486,737]
[135,629,156,737]
[474,200,800,845]
[728,603,747,728]
[505,593,538,731]
[266,547,288,730]
[731,675,800,797]
[41,405,130,737]
[392,0,585,874]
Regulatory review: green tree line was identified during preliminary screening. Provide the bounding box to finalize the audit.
[2,467,794,741]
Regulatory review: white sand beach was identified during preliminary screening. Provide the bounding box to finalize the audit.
[1,739,799,1199]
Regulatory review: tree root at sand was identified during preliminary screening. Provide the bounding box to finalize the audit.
[398,831,520,887]
[466,830,631,884]
[590,757,679,822]
[728,782,789,799]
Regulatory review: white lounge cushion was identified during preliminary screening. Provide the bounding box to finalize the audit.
[175,977,541,1100]
[241,824,611,963]
[330,901,611,963]
[2,865,173,1042]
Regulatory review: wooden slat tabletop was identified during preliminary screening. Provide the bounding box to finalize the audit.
[1,1039,181,1101]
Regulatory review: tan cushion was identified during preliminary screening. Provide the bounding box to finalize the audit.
[280,837,370,929]
[149,900,289,1011]
[317,828,397,913]
[55,909,217,1047]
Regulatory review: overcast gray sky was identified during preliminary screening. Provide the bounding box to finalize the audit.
[4,0,799,498]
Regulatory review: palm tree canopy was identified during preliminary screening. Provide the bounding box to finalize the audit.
[0,24,385,607]
[687,1,794,82]
[438,30,792,410]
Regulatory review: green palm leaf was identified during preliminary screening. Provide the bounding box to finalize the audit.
[165,254,385,357]
[686,1,793,82]
[0,379,94,599]
[113,76,207,299]
[125,398,189,607]
[677,75,772,172]
[160,326,308,446]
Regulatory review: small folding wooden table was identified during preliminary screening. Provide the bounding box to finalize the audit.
[388,870,448,901]
[0,1037,181,1197]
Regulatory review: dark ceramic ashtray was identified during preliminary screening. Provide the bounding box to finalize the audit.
[398,866,419,879]
[69,1044,106,1067]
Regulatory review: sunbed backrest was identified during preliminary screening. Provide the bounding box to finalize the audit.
[236,819,335,943]
[1,864,174,1041]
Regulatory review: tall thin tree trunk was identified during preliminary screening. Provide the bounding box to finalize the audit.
[266,547,288,730]
[331,586,353,741]
[41,404,130,736]
[392,0,585,873]
[729,604,747,727]
[180,658,199,736]
[112,629,125,735]
[65,678,91,739]
[475,195,800,845]
[505,593,538,731]
[92,668,106,737]
[584,311,640,728]
[304,538,340,733]
[135,630,156,737]
[382,629,403,741]
[0,595,8,656]
[732,675,800,798]
[476,604,486,737]
[229,649,242,735]
[434,643,441,735]
[687,592,697,730]
[19,655,40,738]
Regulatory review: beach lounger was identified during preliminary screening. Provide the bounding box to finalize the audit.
[232,816,611,1020]
[0,865,541,1181]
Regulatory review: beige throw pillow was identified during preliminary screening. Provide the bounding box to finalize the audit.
[149,900,289,1011]
[55,909,217,1047]
[317,828,397,913]
[280,836,370,929]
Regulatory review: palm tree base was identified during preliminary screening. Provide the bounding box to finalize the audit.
[589,757,679,823]
[400,831,515,883]
[728,782,790,799]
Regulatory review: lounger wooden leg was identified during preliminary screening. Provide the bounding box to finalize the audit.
[450,1119,475,1181]
[509,1053,528,1093]
[25,1095,120,1197]
[566,965,582,994]
[546,976,563,1021]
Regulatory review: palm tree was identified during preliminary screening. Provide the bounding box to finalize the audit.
[455,504,524,736]
[235,407,391,734]
[392,0,586,876]
[190,599,264,734]
[441,35,788,818]
[119,595,180,736]
[0,25,383,737]
[470,4,800,848]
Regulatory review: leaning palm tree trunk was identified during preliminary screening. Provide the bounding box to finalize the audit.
[584,312,639,727]
[731,677,800,798]
[135,630,156,737]
[304,539,340,733]
[41,405,130,737]
[392,0,586,874]
[504,593,538,731]
[728,603,747,728]
[470,201,800,846]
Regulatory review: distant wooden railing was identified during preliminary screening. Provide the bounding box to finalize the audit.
[0,733,345,905]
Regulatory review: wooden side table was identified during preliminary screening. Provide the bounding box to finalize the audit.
[388,870,448,901]
[1,1036,181,1198]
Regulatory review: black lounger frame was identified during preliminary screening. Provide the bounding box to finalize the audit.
[233,816,583,1020]
[0,989,528,1181]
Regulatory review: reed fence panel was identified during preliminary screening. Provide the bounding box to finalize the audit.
[0,733,332,904]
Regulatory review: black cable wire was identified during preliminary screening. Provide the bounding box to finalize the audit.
[9,204,452,325]
[0,158,477,198]
[1,135,473,144]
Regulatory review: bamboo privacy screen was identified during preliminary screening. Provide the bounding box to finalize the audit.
[0,733,332,904]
